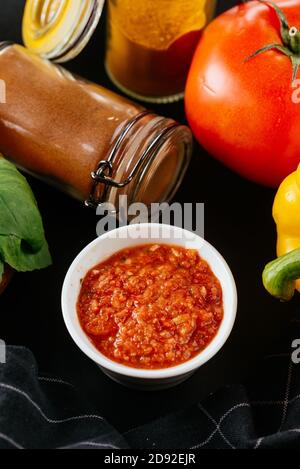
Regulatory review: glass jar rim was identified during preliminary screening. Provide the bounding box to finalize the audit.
[86,111,193,213]
[22,0,105,63]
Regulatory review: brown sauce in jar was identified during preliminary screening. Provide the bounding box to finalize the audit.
[0,44,192,207]
[0,44,141,200]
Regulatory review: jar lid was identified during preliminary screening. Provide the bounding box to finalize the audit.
[22,0,105,63]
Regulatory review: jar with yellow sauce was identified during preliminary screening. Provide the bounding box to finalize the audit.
[22,0,216,103]
[105,0,216,103]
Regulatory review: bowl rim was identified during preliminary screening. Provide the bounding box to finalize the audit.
[61,223,237,380]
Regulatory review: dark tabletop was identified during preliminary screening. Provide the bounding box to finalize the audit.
[0,0,297,433]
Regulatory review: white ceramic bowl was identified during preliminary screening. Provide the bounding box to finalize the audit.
[62,223,237,390]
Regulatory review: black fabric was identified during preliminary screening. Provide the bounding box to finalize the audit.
[1,320,300,450]
[0,347,127,449]
[0,0,299,450]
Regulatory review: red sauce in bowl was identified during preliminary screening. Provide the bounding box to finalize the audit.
[77,244,223,369]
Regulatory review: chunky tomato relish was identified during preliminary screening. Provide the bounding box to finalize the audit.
[77,244,223,369]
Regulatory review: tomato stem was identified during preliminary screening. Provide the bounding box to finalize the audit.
[245,1,300,82]
[289,27,300,55]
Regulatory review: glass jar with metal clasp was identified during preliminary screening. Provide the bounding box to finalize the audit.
[0,43,193,213]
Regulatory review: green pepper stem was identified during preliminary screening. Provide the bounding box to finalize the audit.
[263,248,300,301]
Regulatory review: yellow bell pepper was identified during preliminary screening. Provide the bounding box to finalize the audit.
[263,164,300,300]
[274,164,300,261]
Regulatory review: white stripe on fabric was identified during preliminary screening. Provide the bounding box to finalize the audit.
[192,403,251,449]
[279,361,293,431]
[0,432,23,449]
[0,383,104,425]
[38,377,75,389]
[197,404,236,449]
[59,441,120,449]
[254,437,263,449]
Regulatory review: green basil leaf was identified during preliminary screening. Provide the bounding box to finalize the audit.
[0,235,51,272]
[0,157,52,272]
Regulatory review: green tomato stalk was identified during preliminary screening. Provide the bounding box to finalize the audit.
[245,0,300,82]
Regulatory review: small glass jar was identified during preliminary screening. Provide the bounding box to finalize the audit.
[22,0,105,62]
[105,0,217,103]
[0,43,192,211]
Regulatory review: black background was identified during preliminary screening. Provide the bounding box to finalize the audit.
[0,0,297,433]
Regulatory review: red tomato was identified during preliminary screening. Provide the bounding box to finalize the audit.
[185,0,300,187]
